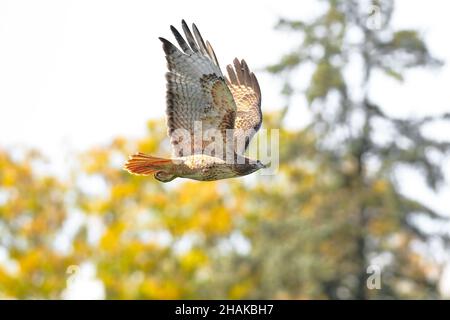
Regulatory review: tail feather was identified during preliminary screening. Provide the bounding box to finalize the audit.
[124,152,173,176]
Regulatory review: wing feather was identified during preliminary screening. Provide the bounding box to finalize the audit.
[192,23,208,55]
[170,25,193,54]
[181,19,199,53]
[226,64,238,84]
[226,59,262,154]
[206,41,220,69]
[160,21,237,158]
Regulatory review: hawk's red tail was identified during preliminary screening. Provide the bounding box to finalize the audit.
[124,152,173,176]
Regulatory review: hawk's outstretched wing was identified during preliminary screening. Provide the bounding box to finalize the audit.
[160,20,237,158]
[226,58,262,154]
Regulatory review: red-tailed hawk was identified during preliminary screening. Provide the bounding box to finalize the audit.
[124,20,266,182]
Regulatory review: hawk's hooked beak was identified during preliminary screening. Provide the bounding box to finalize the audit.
[262,162,271,169]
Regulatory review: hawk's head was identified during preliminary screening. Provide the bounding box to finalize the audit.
[233,158,269,177]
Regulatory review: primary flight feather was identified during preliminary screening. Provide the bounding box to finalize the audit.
[124,20,265,182]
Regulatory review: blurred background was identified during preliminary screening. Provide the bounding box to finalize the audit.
[1,0,450,299]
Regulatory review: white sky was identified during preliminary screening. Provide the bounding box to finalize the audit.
[0,0,450,298]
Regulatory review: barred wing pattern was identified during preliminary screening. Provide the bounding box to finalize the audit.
[226,58,262,154]
[160,21,237,158]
